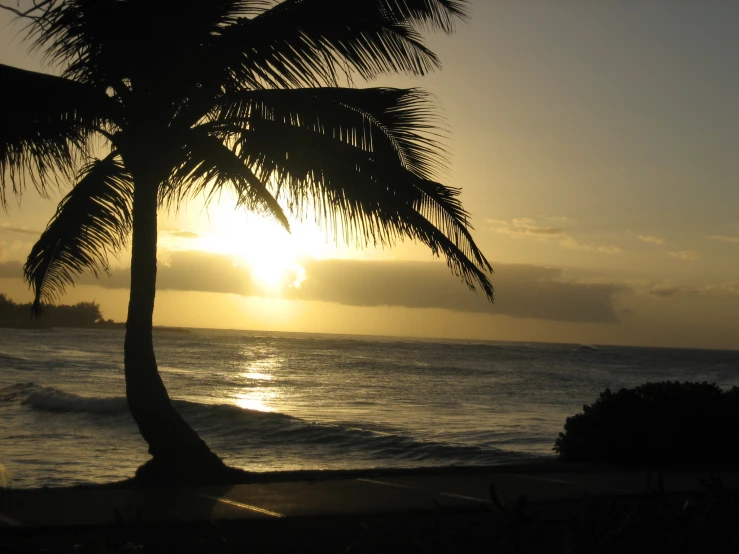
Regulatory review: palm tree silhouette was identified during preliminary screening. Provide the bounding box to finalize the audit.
[0,0,493,484]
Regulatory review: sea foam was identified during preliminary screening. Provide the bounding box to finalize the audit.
[22,386,128,413]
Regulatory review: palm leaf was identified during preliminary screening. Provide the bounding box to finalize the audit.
[204,85,490,280]
[212,0,470,89]
[208,87,449,181]
[217,119,492,299]
[28,1,269,89]
[0,63,114,205]
[24,154,133,314]
[166,129,289,231]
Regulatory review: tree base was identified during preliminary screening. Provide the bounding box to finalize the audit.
[133,452,252,487]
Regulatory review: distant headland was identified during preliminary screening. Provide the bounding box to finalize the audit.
[0,293,122,329]
[0,293,187,332]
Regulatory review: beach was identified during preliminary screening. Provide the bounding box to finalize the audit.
[2,463,738,553]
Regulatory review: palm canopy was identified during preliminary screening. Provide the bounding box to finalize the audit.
[0,0,492,313]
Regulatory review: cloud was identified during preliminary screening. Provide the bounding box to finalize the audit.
[0,239,39,267]
[541,216,571,223]
[668,250,701,261]
[710,235,739,244]
[488,217,565,238]
[1,252,257,296]
[637,235,665,246]
[0,261,22,278]
[167,230,200,239]
[283,260,628,323]
[87,251,257,296]
[703,282,739,296]
[1,251,629,324]
[559,236,623,254]
[649,285,684,298]
[649,281,739,298]
[0,224,39,237]
[488,217,622,254]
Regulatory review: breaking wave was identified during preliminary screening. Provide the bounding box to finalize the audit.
[2,382,529,466]
[22,385,128,413]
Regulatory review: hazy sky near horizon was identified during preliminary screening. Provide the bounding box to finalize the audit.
[1,1,738,349]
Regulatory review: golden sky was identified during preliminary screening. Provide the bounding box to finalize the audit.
[1,1,738,350]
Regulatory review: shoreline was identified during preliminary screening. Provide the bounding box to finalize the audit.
[12,457,739,492]
[6,459,561,492]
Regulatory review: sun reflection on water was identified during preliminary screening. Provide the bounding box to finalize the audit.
[242,372,272,381]
[235,394,274,412]
[233,356,281,412]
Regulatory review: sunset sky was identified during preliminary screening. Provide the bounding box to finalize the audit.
[1,1,738,350]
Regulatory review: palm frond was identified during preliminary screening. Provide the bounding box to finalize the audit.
[166,129,289,231]
[0,63,114,206]
[220,120,492,299]
[27,1,271,89]
[207,87,449,181]
[213,0,470,89]
[24,154,133,315]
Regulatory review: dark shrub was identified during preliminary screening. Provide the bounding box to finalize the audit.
[554,381,739,465]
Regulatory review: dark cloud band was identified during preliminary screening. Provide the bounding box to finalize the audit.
[0,252,628,323]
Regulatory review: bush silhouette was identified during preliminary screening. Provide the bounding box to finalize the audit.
[554,381,739,465]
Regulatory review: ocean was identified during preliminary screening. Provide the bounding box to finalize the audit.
[1,327,738,489]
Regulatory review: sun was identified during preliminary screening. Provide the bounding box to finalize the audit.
[161,191,365,293]
[200,211,303,291]
[185,194,333,293]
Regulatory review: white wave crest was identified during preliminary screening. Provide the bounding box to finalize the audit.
[22,387,128,413]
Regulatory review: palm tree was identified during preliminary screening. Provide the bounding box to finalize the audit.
[0,0,493,484]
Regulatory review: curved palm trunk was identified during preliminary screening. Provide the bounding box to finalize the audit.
[124,175,225,483]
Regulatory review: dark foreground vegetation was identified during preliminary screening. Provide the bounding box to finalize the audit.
[0,293,119,328]
[555,381,739,466]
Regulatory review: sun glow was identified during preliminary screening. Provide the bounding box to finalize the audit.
[159,191,380,300]
[184,195,337,293]
[199,215,303,291]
